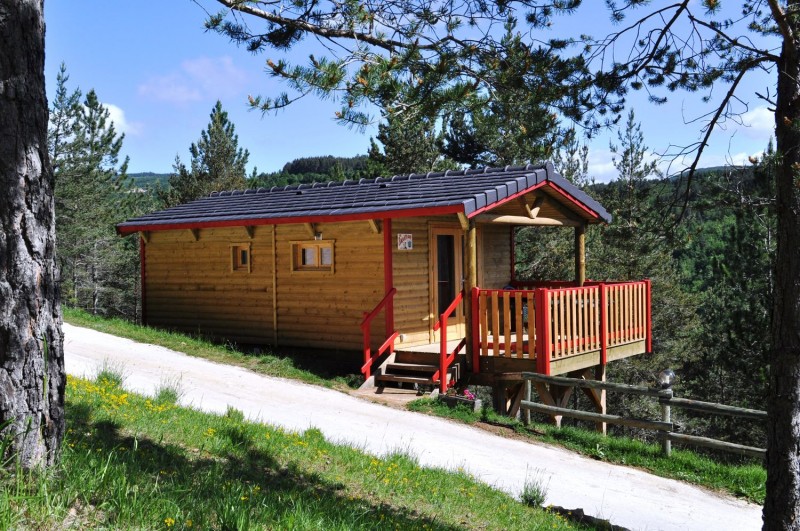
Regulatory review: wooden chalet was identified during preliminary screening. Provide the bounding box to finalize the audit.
[117,162,652,414]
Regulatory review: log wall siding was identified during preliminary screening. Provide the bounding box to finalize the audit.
[391,217,513,347]
[144,221,385,351]
[392,217,436,346]
[145,226,276,343]
[274,222,384,350]
[144,216,515,351]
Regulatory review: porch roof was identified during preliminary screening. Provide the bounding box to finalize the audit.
[116,162,611,235]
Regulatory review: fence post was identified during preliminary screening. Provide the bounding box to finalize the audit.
[524,378,531,425]
[660,388,673,457]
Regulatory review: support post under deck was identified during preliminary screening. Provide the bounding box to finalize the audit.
[464,219,477,373]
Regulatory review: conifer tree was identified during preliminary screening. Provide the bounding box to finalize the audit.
[162,100,249,205]
[51,70,140,317]
[367,114,456,175]
[553,128,591,189]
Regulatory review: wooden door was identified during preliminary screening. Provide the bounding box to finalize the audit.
[430,227,465,341]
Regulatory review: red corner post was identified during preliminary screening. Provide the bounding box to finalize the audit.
[534,288,551,375]
[383,218,394,352]
[645,279,653,353]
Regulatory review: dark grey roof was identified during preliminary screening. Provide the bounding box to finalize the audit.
[117,162,611,234]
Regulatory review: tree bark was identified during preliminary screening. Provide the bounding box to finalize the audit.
[0,0,65,468]
[764,2,800,527]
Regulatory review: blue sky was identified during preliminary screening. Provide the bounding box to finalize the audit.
[45,1,776,181]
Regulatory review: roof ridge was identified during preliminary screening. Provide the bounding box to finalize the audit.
[206,162,549,199]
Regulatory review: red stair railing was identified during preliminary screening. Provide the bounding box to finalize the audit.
[432,290,465,394]
[360,288,398,379]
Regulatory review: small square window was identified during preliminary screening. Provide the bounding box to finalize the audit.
[292,240,334,272]
[231,243,251,272]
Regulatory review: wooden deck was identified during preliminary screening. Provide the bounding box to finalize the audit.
[396,339,466,355]
[362,280,652,392]
[473,281,651,375]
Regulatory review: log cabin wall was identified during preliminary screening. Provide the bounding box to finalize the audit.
[391,217,435,347]
[144,226,276,344]
[144,217,512,351]
[274,221,384,351]
[144,220,385,351]
[391,217,513,347]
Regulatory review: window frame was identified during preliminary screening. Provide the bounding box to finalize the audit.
[290,240,335,273]
[231,242,252,273]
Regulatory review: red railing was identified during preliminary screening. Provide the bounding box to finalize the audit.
[360,288,399,379]
[474,280,652,375]
[432,290,465,394]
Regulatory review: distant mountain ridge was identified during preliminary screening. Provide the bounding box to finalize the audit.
[129,172,170,187]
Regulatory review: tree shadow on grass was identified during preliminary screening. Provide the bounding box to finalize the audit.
[64,402,459,530]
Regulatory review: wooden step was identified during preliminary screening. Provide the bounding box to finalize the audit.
[386,363,439,373]
[375,374,436,385]
[394,350,440,365]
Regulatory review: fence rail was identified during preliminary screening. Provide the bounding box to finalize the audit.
[519,372,766,459]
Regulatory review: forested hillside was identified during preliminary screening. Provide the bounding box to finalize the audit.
[50,82,773,452]
[129,172,169,188]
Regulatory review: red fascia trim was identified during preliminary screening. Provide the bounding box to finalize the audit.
[466,180,602,222]
[117,204,462,235]
[467,181,547,218]
[543,180,602,220]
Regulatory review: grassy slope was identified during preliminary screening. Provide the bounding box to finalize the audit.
[64,308,765,506]
[0,375,583,530]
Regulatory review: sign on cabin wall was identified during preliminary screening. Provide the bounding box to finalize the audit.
[397,233,413,250]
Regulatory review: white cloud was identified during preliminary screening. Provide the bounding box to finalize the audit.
[138,56,248,104]
[102,103,142,135]
[138,73,203,103]
[699,150,764,168]
[738,106,774,138]
[587,148,617,183]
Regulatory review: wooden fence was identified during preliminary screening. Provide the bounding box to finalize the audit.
[519,372,766,459]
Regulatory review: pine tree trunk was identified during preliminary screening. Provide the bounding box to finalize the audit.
[0,0,65,468]
[764,6,800,527]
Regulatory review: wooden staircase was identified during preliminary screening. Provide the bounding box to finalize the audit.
[374,350,461,391]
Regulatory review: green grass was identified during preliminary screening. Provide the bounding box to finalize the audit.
[64,307,357,390]
[408,398,766,504]
[0,376,588,530]
[64,308,764,509]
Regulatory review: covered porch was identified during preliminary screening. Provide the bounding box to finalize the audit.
[361,173,652,402]
[382,278,652,393]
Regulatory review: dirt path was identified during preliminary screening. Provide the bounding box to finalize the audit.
[63,323,761,530]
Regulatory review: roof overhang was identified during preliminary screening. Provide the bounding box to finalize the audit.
[116,204,463,236]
